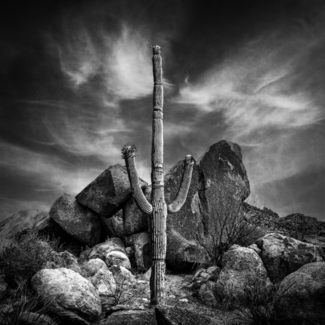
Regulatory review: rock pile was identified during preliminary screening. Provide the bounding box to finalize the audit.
[1,140,324,325]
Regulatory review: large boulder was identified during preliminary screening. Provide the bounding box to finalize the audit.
[76,164,147,218]
[215,245,271,307]
[255,233,324,282]
[31,268,101,325]
[0,210,50,247]
[49,194,102,246]
[274,262,325,325]
[165,140,250,271]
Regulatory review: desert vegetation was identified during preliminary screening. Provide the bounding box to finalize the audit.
[193,197,265,268]
[0,231,60,288]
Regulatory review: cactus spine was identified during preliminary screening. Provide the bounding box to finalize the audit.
[121,45,194,306]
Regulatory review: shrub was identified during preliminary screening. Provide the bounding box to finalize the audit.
[108,272,148,307]
[0,230,60,288]
[194,198,264,267]
[226,278,286,325]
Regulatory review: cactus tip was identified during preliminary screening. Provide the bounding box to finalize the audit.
[121,144,137,159]
[152,45,161,55]
[185,154,194,165]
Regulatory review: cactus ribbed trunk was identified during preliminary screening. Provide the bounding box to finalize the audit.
[150,45,167,305]
[121,45,194,306]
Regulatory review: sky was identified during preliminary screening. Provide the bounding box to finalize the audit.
[0,0,324,222]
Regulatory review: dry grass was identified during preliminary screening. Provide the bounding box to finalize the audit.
[0,230,60,288]
[0,282,59,325]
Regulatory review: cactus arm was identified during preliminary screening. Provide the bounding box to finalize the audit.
[121,145,153,214]
[167,155,194,214]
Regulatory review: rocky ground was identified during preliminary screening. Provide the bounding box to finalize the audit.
[0,140,324,325]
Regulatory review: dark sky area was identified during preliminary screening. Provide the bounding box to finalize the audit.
[0,0,324,221]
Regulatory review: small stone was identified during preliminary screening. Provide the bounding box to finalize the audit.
[198,282,218,307]
[106,250,131,270]
[0,276,8,300]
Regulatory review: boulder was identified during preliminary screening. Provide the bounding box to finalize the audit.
[124,196,150,236]
[80,237,131,270]
[255,233,324,282]
[109,265,136,286]
[165,140,250,271]
[101,210,124,237]
[81,259,116,310]
[274,262,325,325]
[106,251,131,269]
[125,232,151,271]
[49,194,102,246]
[215,245,271,307]
[0,210,50,247]
[100,309,157,325]
[166,228,209,272]
[31,268,101,325]
[76,164,147,218]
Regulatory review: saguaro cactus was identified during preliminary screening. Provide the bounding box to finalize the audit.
[121,45,194,305]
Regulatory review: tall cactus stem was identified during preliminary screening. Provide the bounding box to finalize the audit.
[121,45,194,306]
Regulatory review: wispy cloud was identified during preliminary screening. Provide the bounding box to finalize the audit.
[173,25,325,215]
[0,142,101,194]
[58,25,100,87]
[174,34,323,143]
[58,22,172,101]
